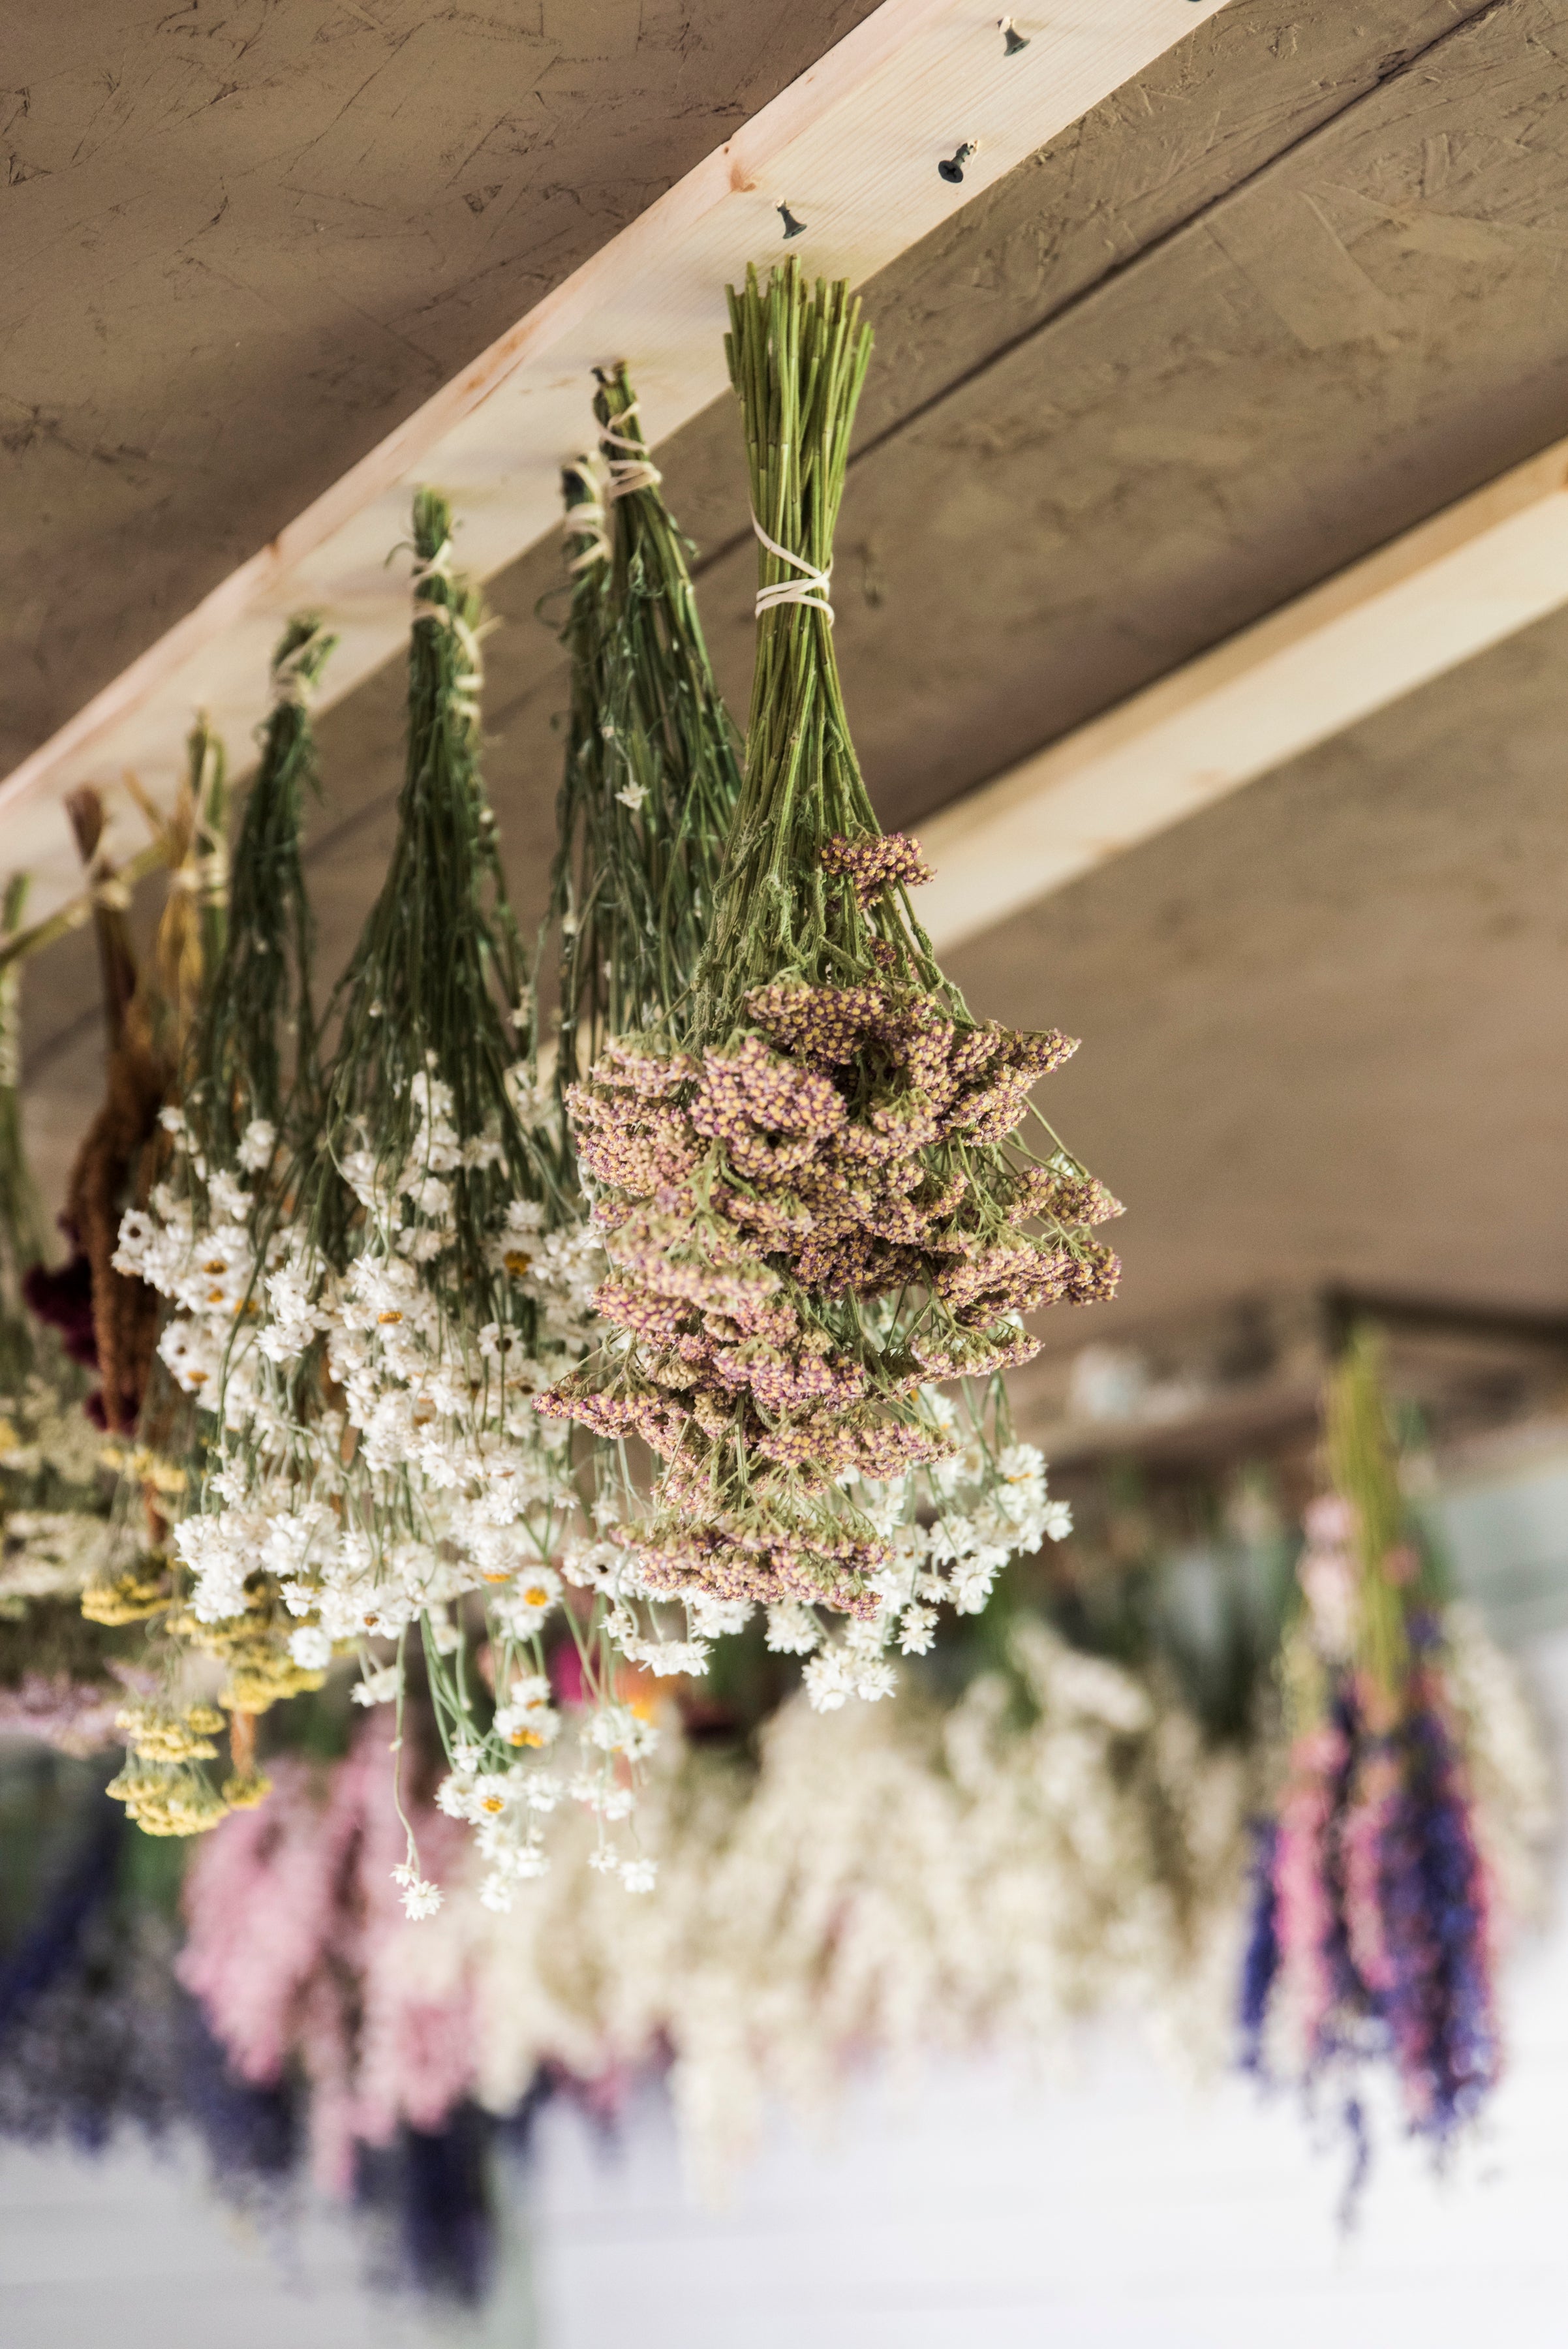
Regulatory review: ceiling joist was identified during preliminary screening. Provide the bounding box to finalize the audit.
[920,436,1568,951]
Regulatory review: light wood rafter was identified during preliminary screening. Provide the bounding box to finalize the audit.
[919,438,1568,951]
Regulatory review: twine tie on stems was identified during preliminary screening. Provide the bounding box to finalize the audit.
[410,533,495,718]
[410,601,491,653]
[601,400,663,500]
[752,514,834,626]
[411,597,494,731]
[562,457,610,571]
[271,623,333,710]
[409,537,455,591]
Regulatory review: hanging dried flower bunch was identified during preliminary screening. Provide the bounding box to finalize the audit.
[543,364,1077,1713]
[1239,1333,1546,2187]
[0,880,136,1753]
[543,262,1118,1692]
[26,739,226,1437]
[117,511,643,1901]
[4,781,236,1770]
[552,363,747,1079]
[109,622,337,1832]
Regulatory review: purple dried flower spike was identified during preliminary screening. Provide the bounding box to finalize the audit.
[1242,1340,1504,2205]
[1251,1677,1499,2162]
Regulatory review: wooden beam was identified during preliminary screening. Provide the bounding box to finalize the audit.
[919,436,1568,953]
[0,0,1234,925]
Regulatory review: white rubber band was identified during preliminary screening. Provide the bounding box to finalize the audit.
[270,660,317,709]
[412,597,493,729]
[171,843,230,902]
[752,513,834,624]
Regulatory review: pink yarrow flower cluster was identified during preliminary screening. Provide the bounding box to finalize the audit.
[541,837,1120,1621]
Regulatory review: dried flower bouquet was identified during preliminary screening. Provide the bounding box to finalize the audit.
[544,263,1117,1695]
[1239,1335,1544,2178]
[542,365,1075,1715]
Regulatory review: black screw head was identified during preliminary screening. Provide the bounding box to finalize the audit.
[938,142,976,185]
[1002,19,1028,54]
[777,202,807,240]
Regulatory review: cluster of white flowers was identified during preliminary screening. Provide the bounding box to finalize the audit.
[115,1077,641,1904]
[115,1114,281,1451]
[0,1362,115,1606]
[0,1371,104,1490]
[394,1621,1257,2192]
[0,1507,115,1603]
[432,1691,665,1914]
[117,1077,1073,1917]
[762,1402,1071,1712]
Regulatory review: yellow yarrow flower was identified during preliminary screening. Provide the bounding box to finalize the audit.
[115,1701,226,1764]
[82,1554,170,1625]
[105,1761,230,1837]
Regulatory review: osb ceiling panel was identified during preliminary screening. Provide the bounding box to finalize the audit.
[947,596,1568,1351]
[255,0,1562,947]
[0,0,884,775]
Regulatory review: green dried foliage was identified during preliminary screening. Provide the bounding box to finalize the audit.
[705,260,938,1026]
[309,489,562,1261]
[1325,1329,1421,1708]
[185,617,335,1166]
[551,363,744,1075]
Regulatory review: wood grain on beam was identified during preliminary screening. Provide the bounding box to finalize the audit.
[919,437,1568,952]
[0,0,1232,923]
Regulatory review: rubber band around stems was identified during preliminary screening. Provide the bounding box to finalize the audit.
[169,844,230,903]
[752,512,834,624]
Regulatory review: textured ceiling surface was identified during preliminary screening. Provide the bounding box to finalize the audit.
[12,0,1568,1353]
[949,597,1568,1353]
[0,0,881,775]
